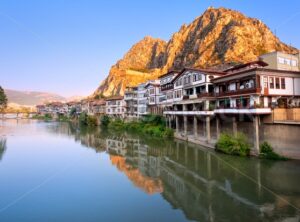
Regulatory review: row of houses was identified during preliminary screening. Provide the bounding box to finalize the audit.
[124,51,300,116]
[36,51,300,153]
[122,51,300,153]
[37,51,300,121]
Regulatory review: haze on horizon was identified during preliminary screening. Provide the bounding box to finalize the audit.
[1,0,300,97]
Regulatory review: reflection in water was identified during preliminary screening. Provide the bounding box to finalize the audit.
[0,137,7,161]
[46,122,300,222]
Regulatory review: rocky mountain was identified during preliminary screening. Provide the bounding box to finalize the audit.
[4,89,67,106]
[95,7,298,97]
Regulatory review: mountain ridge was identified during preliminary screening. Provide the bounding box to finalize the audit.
[4,89,84,106]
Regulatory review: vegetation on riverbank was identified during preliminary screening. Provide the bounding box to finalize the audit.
[79,112,98,127]
[102,115,174,138]
[0,86,7,113]
[215,133,250,157]
[259,142,288,160]
[32,113,53,121]
[215,133,288,160]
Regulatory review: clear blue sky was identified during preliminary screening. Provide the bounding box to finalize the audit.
[1,0,300,97]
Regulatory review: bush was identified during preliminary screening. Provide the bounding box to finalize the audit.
[44,113,52,120]
[87,115,97,127]
[100,115,110,127]
[142,115,166,126]
[32,113,52,121]
[69,108,77,118]
[107,115,173,138]
[259,142,288,160]
[215,133,250,157]
[79,112,88,125]
[57,114,69,122]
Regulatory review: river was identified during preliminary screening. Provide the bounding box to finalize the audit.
[0,119,300,221]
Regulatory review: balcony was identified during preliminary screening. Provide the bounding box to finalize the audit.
[214,108,271,115]
[183,92,214,100]
[161,84,173,91]
[215,88,261,97]
[164,110,214,116]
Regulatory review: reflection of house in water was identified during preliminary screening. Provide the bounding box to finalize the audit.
[104,134,300,221]
[159,142,300,222]
[110,155,163,195]
[0,137,7,161]
[48,123,300,221]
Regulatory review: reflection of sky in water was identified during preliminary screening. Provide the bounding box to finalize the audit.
[0,119,299,222]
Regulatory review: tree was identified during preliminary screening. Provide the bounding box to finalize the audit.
[0,86,7,113]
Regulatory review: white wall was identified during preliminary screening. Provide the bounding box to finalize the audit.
[294,78,300,95]
[268,77,293,95]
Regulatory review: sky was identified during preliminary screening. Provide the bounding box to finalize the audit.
[1,0,300,97]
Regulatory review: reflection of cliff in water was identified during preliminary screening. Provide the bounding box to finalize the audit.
[51,123,300,222]
[0,137,7,161]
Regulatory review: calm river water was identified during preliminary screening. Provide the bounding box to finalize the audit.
[0,119,300,221]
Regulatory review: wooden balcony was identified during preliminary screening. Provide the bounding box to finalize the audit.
[215,88,261,97]
[183,92,214,100]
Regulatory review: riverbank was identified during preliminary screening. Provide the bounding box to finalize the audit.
[105,115,174,138]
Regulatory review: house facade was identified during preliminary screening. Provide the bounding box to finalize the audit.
[260,51,299,71]
[124,86,138,119]
[137,83,148,117]
[105,96,126,118]
[145,80,161,115]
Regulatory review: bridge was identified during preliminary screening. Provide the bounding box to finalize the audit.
[0,113,36,119]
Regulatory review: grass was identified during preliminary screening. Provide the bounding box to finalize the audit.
[215,133,250,157]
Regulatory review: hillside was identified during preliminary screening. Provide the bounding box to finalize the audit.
[94,7,298,97]
[4,89,67,106]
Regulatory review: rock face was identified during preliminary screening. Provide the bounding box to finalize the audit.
[95,7,298,97]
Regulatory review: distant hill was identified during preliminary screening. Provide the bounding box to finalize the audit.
[4,89,67,106]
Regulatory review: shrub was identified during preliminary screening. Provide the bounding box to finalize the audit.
[87,115,98,127]
[69,108,77,118]
[44,113,52,120]
[215,133,250,157]
[259,142,288,160]
[107,115,173,138]
[79,112,88,126]
[100,115,110,127]
[142,115,165,126]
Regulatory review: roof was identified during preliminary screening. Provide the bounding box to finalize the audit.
[223,60,268,72]
[105,96,124,101]
[92,100,106,106]
[158,70,180,79]
[171,67,225,83]
[213,67,300,82]
[144,82,160,88]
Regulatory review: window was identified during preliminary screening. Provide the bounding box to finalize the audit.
[275,78,280,89]
[291,60,297,67]
[284,59,291,65]
[269,77,274,89]
[278,57,284,64]
[174,90,182,98]
[281,78,286,89]
[193,74,197,82]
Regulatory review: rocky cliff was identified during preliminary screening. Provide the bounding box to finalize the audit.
[94,7,298,97]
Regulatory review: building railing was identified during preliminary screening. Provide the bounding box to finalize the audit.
[183,92,214,100]
[215,87,261,97]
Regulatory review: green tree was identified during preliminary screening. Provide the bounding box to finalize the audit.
[0,86,8,113]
